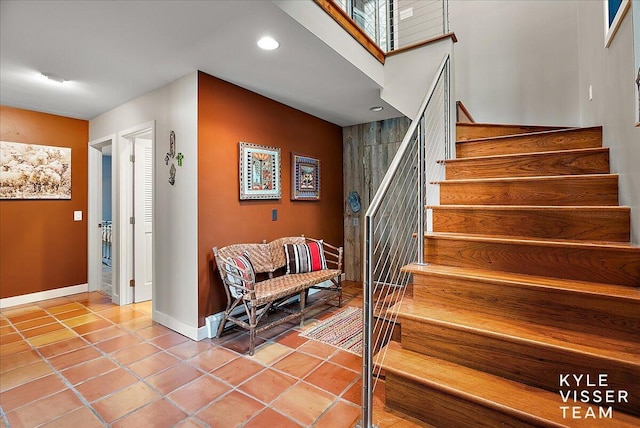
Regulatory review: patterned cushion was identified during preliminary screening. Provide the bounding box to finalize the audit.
[284,241,327,274]
[225,252,255,298]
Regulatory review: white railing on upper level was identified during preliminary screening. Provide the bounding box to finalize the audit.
[335,0,449,52]
[359,53,452,428]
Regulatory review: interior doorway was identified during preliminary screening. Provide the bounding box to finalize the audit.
[88,136,116,301]
[88,121,155,306]
[101,145,113,296]
[118,122,154,305]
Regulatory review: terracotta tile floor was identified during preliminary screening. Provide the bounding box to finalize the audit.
[0,282,422,427]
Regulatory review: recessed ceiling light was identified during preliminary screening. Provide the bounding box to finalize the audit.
[257,36,279,51]
[369,106,384,112]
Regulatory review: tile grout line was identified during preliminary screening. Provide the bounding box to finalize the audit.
[1,301,111,427]
[2,289,367,428]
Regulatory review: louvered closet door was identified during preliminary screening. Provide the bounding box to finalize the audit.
[134,137,153,303]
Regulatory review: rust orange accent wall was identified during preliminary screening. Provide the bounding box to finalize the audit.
[0,106,88,299]
[197,72,344,325]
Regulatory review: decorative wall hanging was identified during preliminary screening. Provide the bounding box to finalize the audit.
[348,191,361,213]
[239,142,281,200]
[0,141,71,199]
[291,153,320,201]
[169,163,176,186]
[165,130,177,185]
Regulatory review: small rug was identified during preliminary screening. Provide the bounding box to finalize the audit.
[302,306,362,355]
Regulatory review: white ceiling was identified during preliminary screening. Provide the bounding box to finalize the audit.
[0,0,402,127]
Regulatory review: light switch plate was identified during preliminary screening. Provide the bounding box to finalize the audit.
[74,211,83,221]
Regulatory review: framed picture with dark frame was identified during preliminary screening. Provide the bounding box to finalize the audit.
[291,153,320,201]
[239,142,281,200]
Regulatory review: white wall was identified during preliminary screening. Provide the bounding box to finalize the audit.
[90,72,200,339]
[450,0,581,126]
[577,2,640,244]
[450,0,639,244]
[381,38,455,119]
[273,0,384,86]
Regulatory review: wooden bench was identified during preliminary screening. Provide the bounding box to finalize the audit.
[213,236,343,355]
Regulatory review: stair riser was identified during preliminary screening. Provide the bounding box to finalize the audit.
[401,318,640,417]
[412,274,640,341]
[424,237,640,286]
[385,373,546,428]
[457,128,602,158]
[439,176,619,206]
[445,149,610,179]
[432,207,631,242]
[456,124,564,142]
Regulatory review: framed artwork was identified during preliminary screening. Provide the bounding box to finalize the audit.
[604,0,630,47]
[0,141,72,200]
[291,153,320,201]
[239,142,281,200]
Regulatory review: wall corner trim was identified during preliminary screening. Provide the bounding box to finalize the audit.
[152,309,200,341]
[0,283,89,309]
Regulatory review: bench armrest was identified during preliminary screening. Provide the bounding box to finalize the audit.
[213,247,256,302]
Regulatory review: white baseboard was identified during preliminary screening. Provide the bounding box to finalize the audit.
[0,283,89,309]
[152,309,201,341]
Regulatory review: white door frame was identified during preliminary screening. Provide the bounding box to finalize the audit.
[116,121,155,306]
[88,135,115,301]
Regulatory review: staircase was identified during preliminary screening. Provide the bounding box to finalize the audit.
[375,123,640,427]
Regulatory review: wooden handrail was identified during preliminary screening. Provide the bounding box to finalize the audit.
[314,0,457,66]
[456,101,475,123]
[313,0,385,64]
[386,33,458,57]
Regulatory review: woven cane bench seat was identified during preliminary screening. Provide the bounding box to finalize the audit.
[212,236,343,355]
[250,269,341,305]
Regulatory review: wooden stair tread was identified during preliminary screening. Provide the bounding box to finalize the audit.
[391,299,640,364]
[455,123,568,142]
[438,174,619,207]
[457,126,600,144]
[456,127,603,158]
[402,263,640,302]
[425,232,640,251]
[456,122,566,129]
[434,173,618,185]
[377,341,640,427]
[428,205,630,212]
[442,147,609,164]
[427,232,634,247]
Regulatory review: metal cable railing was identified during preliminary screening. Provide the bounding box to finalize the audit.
[360,53,452,427]
[389,0,449,50]
[334,0,449,52]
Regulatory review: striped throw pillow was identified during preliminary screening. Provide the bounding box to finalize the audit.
[225,251,255,298]
[284,241,327,274]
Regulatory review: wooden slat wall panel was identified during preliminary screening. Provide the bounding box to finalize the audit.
[342,117,410,281]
